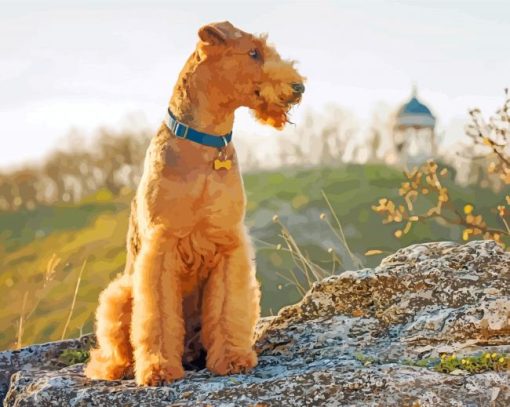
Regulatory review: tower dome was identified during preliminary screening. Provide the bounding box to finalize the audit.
[395,87,436,130]
[392,86,438,166]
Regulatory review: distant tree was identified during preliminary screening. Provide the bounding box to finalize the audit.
[11,168,40,210]
[93,128,150,194]
[366,130,382,163]
[0,126,148,211]
[43,151,68,203]
[0,174,15,210]
[278,105,358,166]
[367,102,398,164]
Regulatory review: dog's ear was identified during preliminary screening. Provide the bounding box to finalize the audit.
[198,21,237,45]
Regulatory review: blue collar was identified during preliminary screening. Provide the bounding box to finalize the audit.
[165,109,233,148]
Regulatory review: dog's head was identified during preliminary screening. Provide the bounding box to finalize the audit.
[196,21,305,129]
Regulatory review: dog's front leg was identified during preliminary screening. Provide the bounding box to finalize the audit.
[201,227,261,375]
[131,227,185,386]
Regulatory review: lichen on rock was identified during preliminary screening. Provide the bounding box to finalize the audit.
[1,240,509,406]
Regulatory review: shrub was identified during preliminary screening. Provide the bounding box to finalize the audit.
[373,91,510,249]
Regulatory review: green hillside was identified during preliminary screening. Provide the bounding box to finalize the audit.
[0,164,503,350]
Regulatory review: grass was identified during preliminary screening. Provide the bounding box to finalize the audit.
[354,352,377,366]
[16,292,29,349]
[61,259,87,340]
[59,349,90,366]
[269,189,361,297]
[403,352,509,374]
[435,352,509,374]
[354,351,509,374]
[0,163,506,350]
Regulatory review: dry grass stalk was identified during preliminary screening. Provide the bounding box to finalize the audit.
[268,191,362,295]
[16,291,29,349]
[45,253,61,287]
[61,259,87,340]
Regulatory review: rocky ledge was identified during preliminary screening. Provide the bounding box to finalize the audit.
[1,240,509,406]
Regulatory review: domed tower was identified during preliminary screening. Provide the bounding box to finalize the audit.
[393,87,437,165]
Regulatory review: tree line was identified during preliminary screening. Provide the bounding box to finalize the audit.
[0,128,151,211]
[1,98,500,212]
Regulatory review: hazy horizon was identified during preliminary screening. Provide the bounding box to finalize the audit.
[1,0,509,169]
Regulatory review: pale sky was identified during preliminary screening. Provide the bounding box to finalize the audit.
[1,0,509,169]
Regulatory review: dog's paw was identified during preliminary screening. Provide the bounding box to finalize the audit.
[135,363,185,386]
[84,350,132,381]
[228,350,258,374]
[207,349,258,375]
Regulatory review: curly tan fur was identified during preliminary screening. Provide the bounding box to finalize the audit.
[85,21,304,386]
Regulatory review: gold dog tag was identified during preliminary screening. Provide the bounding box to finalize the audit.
[214,147,232,170]
[214,158,232,170]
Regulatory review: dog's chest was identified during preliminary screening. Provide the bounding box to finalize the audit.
[199,168,246,226]
[140,134,247,236]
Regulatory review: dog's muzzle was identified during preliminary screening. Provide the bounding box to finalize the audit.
[291,83,305,94]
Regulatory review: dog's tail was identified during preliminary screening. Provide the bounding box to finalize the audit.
[84,273,133,380]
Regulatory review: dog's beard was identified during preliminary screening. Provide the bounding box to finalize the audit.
[252,102,296,129]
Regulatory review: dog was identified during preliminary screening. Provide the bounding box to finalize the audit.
[84,21,305,386]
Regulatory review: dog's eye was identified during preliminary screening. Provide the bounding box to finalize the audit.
[248,49,260,60]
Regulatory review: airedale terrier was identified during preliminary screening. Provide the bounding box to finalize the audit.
[85,21,305,386]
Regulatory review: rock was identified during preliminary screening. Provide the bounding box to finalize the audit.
[0,334,95,403]
[2,240,509,406]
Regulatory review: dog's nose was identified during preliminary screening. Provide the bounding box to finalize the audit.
[291,83,305,94]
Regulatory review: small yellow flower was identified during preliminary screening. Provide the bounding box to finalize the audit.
[461,359,466,365]
[498,357,505,363]
[464,204,474,215]
[484,353,491,359]
[276,244,282,250]
[491,353,498,359]
[272,214,279,223]
[394,230,403,238]
[320,213,326,221]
